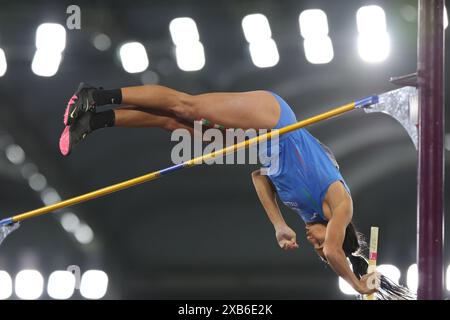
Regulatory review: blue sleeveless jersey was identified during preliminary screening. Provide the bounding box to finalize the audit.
[260,92,350,223]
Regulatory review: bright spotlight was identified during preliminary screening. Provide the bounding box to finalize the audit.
[357,6,390,63]
[28,173,47,192]
[31,50,62,77]
[170,17,205,72]
[446,264,450,291]
[299,10,334,64]
[60,212,80,233]
[169,17,200,46]
[74,223,94,244]
[47,271,76,299]
[406,264,418,293]
[175,42,205,72]
[119,42,149,73]
[0,48,7,77]
[248,39,279,68]
[35,23,66,53]
[445,6,448,29]
[15,270,44,300]
[80,270,108,299]
[242,14,279,68]
[358,32,390,63]
[242,14,272,43]
[0,271,12,300]
[299,9,329,38]
[40,188,61,206]
[5,144,25,165]
[303,37,334,64]
[357,6,387,35]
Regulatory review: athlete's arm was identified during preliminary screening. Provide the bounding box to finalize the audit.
[322,199,376,294]
[251,170,298,250]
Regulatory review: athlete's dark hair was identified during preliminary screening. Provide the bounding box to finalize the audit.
[341,222,416,300]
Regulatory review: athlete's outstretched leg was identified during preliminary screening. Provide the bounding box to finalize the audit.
[120,85,281,130]
[61,83,282,156]
[114,106,194,133]
[59,106,193,156]
[64,83,281,131]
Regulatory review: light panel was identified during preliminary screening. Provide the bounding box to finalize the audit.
[119,42,149,73]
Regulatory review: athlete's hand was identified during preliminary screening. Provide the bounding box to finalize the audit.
[275,225,299,250]
[356,272,380,295]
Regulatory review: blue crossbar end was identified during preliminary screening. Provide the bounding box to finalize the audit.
[355,95,379,108]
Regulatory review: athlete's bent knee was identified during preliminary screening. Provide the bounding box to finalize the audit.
[170,94,199,120]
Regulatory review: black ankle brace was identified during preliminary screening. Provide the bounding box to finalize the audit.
[90,110,115,130]
[92,89,122,106]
